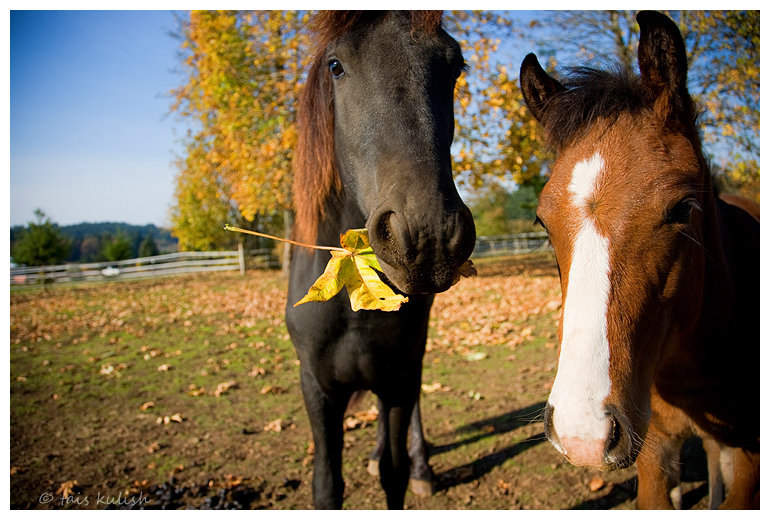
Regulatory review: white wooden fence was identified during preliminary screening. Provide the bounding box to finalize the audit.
[10,232,549,285]
[10,246,278,285]
[472,231,550,258]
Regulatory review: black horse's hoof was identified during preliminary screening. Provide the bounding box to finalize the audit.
[368,459,434,497]
[367,459,380,477]
[409,478,434,497]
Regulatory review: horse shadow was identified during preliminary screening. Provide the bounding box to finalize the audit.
[430,401,547,492]
[571,436,710,510]
[430,403,710,509]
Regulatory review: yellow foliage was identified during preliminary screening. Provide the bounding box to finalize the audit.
[170,11,309,248]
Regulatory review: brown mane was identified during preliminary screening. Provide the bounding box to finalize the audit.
[292,11,443,244]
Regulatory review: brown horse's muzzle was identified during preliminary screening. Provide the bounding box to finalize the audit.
[544,402,641,470]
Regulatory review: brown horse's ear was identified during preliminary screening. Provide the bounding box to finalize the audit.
[637,10,692,122]
[520,53,565,123]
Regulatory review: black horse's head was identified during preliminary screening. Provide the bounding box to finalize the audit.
[295,11,476,295]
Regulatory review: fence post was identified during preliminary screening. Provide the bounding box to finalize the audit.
[238,243,246,275]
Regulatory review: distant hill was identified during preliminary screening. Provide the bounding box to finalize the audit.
[10,222,178,264]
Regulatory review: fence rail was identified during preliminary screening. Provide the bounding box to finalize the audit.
[10,232,549,285]
[472,231,550,258]
[10,247,278,285]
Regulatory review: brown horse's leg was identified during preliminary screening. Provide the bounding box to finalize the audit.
[636,395,691,509]
[703,438,724,508]
[719,447,759,509]
[636,431,685,509]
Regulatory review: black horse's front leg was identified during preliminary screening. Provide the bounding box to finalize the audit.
[300,368,348,509]
[377,398,417,509]
[406,398,433,496]
[369,396,433,497]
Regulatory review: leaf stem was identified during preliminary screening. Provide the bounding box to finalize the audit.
[224,225,348,253]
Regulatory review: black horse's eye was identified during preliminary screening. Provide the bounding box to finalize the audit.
[666,197,701,225]
[455,61,469,80]
[328,59,345,79]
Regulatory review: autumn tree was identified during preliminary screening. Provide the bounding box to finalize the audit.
[687,11,759,200]
[445,11,553,192]
[170,10,310,256]
[11,209,72,267]
[527,10,759,200]
[170,135,241,251]
[467,183,540,237]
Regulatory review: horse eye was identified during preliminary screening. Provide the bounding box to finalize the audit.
[666,197,701,225]
[454,62,469,80]
[534,215,548,232]
[328,59,345,79]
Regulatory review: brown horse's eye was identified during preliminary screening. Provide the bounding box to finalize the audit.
[666,197,700,225]
[329,59,345,79]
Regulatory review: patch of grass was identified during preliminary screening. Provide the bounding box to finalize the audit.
[10,264,709,510]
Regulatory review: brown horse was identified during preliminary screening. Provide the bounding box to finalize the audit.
[520,11,759,509]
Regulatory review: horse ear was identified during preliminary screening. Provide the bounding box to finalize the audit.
[520,53,565,123]
[637,10,691,121]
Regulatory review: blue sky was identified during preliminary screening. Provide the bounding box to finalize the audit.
[10,10,183,227]
[7,8,541,229]
[7,6,757,229]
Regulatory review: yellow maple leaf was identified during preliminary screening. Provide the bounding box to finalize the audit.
[294,228,409,312]
[224,225,475,312]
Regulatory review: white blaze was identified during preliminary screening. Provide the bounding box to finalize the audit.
[548,152,612,444]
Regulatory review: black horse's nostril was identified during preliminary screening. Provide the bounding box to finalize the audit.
[603,407,635,469]
[374,210,394,244]
[370,210,404,268]
[448,204,476,262]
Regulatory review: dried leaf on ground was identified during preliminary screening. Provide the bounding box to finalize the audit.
[56,480,80,498]
[249,366,267,377]
[157,413,184,425]
[260,385,287,395]
[464,350,487,361]
[589,476,606,492]
[421,381,450,393]
[99,363,128,376]
[343,405,379,431]
[224,474,244,488]
[214,380,237,397]
[264,418,285,432]
[187,385,206,397]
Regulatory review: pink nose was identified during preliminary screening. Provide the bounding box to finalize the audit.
[560,436,607,468]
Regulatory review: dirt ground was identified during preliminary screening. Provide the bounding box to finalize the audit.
[9,254,711,510]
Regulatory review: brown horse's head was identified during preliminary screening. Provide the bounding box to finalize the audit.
[521,11,710,469]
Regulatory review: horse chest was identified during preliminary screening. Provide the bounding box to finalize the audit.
[654,338,758,448]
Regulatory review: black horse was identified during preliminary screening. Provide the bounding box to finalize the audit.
[285,11,475,509]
